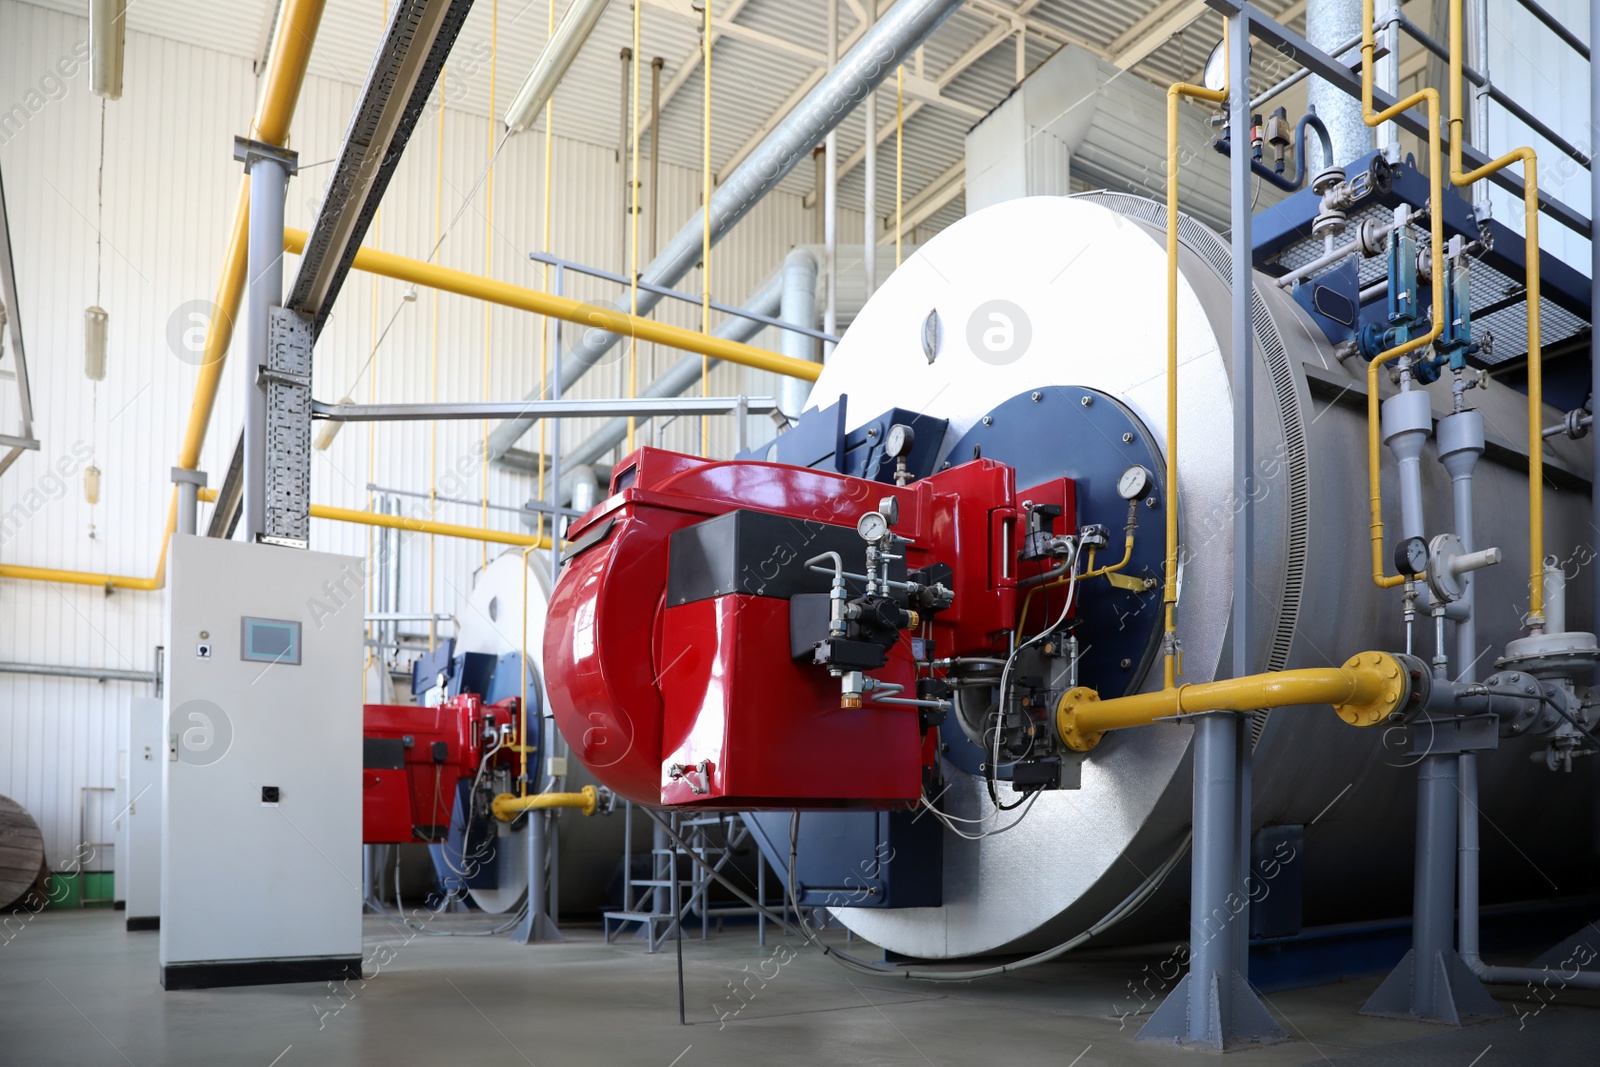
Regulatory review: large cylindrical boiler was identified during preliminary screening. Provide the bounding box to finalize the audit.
[799,194,1597,958]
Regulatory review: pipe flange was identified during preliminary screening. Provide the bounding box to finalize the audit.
[1055,686,1104,752]
[1310,166,1345,197]
[1333,650,1411,727]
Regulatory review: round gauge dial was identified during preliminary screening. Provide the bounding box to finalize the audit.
[886,423,915,459]
[857,511,889,542]
[1395,535,1429,577]
[1117,464,1153,501]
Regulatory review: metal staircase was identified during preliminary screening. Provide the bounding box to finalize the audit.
[603,807,773,952]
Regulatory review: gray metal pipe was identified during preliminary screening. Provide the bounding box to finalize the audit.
[485,0,963,459]
[243,152,290,541]
[1459,753,1600,988]
[1305,0,1373,169]
[0,661,157,684]
[1413,752,1461,1013]
[777,250,821,420]
[1383,389,1432,542]
[502,0,613,132]
[1439,410,1484,680]
[558,268,788,471]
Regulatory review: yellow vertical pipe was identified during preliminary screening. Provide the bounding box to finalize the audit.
[1446,0,1544,627]
[429,74,445,651]
[481,0,499,570]
[627,0,642,452]
[536,0,555,545]
[176,0,328,473]
[1359,0,1445,591]
[699,0,712,457]
[1162,23,1228,689]
[895,65,903,268]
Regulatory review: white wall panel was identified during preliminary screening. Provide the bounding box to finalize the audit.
[0,0,825,864]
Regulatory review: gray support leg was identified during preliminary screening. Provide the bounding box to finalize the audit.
[1362,751,1499,1023]
[171,467,207,537]
[513,810,562,944]
[1141,715,1283,1048]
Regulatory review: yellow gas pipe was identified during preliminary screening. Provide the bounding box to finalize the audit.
[1057,651,1412,752]
[1360,0,1446,590]
[1446,0,1546,627]
[281,229,817,383]
[1162,23,1229,687]
[492,785,598,822]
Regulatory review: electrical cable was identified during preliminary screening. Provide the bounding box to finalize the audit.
[988,540,1082,811]
[1479,687,1600,751]
[644,807,1190,983]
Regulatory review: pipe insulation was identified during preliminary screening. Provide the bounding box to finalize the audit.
[484,0,964,459]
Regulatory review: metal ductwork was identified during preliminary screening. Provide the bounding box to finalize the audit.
[964,44,1288,232]
[485,0,964,460]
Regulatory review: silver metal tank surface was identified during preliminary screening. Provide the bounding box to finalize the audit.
[799,193,1597,959]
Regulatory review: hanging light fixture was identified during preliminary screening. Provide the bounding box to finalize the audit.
[314,397,352,451]
[504,0,612,132]
[84,306,108,380]
[83,463,102,505]
[89,0,126,100]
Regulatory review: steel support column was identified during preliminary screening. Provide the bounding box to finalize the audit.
[1362,749,1501,1022]
[1140,10,1284,1048]
[172,467,208,537]
[1592,0,1600,647]
[235,138,297,543]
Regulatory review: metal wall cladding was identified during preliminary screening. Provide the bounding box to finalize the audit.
[0,1,820,864]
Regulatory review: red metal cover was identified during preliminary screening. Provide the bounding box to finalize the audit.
[544,447,1073,810]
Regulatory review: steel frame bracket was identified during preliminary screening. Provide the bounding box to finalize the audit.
[1404,714,1499,757]
[231,135,300,176]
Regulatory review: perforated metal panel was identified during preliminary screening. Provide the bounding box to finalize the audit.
[264,308,313,549]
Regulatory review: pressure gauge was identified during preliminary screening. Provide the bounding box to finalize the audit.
[886,423,915,460]
[1117,464,1153,501]
[1394,535,1429,577]
[857,511,890,543]
[878,495,901,527]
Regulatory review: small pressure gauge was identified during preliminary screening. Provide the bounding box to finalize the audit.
[886,423,915,459]
[857,511,890,543]
[1117,465,1153,501]
[1394,535,1429,577]
[878,495,901,527]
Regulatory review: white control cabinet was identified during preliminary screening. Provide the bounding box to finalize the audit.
[160,535,363,989]
[125,696,163,930]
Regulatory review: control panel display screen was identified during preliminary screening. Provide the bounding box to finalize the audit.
[241,617,301,665]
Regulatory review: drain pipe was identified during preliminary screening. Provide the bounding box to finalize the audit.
[1460,755,1600,987]
[550,266,788,473]
[777,250,820,420]
[1439,408,1484,678]
[484,0,963,460]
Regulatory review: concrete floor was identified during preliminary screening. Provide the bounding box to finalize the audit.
[2,911,1597,1066]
